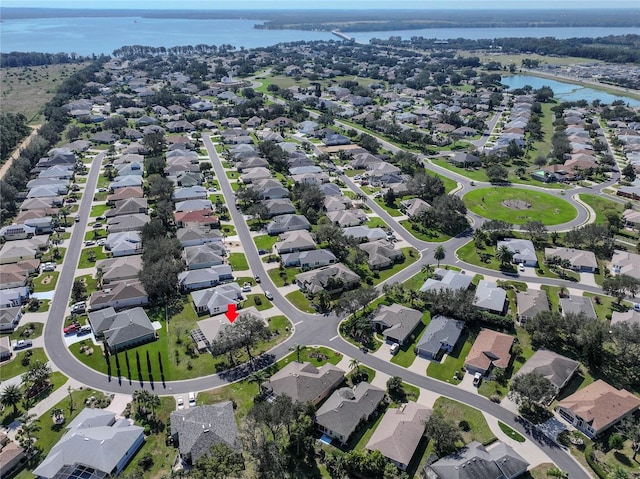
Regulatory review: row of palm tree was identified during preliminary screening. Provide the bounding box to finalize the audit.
[132,389,160,420]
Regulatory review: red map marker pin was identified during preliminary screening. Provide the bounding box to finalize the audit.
[225,304,239,323]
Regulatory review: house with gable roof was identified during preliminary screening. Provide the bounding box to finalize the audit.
[370,303,423,345]
[261,361,345,405]
[465,329,514,376]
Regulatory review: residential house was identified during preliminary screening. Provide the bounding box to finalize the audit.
[0,336,11,361]
[0,237,47,265]
[107,186,144,204]
[366,402,431,471]
[261,361,345,405]
[170,403,240,465]
[465,329,514,376]
[473,281,507,315]
[295,263,360,295]
[176,226,223,248]
[106,198,148,218]
[183,244,225,270]
[106,213,149,233]
[400,198,431,218]
[416,315,464,360]
[240,167,272,184]
[253,178,289,199]
[611,309,640,326]
[359,240,403,270]
[0,286,30,308]
[174,209,219,229]
[88,307,156,352]
[109,175,144,191]
[174,199,213,214]
[422,441,529,479]
[266,214,311,236]
[0,306,23,332]
[610,250,640,280]
[0,224,36,241]
[274,230,316,254]
[622,209,640,229]
[0,432,25,476]
[0,268,29,291]
[191,283,242,316]
[342,226,387,243]
[281,249,337,270]
[33,409,145,479]
[178,265,233,292]
[560,294,597,320]
[326,209,368,228]
[105,231,142,257]
[544,247,598,272]
[315,383,385,445]
[497,238,538,266]
[419,269,472,293]
[262,199,296,218]
[96,255,143,285]
[88,281,148,312]
[370,304,423,345]
[516,289,550,324]
[172,186,208,202]
[449,152,481,167]
[515,350,579,394]
[557,380,640,438]
[323,196,352,213]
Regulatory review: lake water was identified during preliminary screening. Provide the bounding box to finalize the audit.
[1,16,637,56]
[501,75,640,107]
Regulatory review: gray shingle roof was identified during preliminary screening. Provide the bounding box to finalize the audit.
[370,303,423,344]
[416,315,464,357]
[515,349,579,391]
[170,402,240,463]
[263,361,345,404]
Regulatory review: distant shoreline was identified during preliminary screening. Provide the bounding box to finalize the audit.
[517,69,640,101]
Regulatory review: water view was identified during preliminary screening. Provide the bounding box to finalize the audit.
[1,15,637,56]
[501,74,640,107]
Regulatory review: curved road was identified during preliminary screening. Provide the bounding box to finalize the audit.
[40,121,627,478]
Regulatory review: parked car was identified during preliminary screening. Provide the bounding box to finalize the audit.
[42,262,56,272]
[92,223,102,229]
[84,240,95,246]
[634,303,640,312]
[71,302,86,314]
[242,284,252,293]
[188,392,196,406]
[518,264,525,272]
[390,343,400,355]
[64,323,81,335]
[98,187,107,192]
[258,249,268,255]
[14,339,32,350]
[264,291,273,300]
[177,396,184,410]
[77,325,92,336]
[473,372,482,387]
[97,239,106,246]
[96,216,106,221]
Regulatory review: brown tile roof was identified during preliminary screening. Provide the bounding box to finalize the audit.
[558,380,640,433]
[465,329,514,372]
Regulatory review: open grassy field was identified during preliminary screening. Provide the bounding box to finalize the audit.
[0,63,89,122]
[463,187,577,225]
[578,194,625,225]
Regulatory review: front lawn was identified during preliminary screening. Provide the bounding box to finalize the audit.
[286,290,316,313]
[433,397,497,446]
[228,252,249,271]
[243,294,274,311]
[33,271,59,292]
[463,187,577,226]
[584,292,631,321]
[400,220,452,242]
[499,421,526,442]
[267,266,299,287]
[365,217,388,229]
[90,204,110,217]
[427,328,475,384]
[578,194,625,225]
[253,234,278,252]
[8,322,44,341]
[390,312,430,368]
[373,197,402,217]
[77,246,108,269]
[0,347,50,381]
[456,241,517,274]
[372,247,420,285]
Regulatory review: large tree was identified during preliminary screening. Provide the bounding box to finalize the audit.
[425,413,461,456]
[191,442,244,479]
[0,384,23,414]
[509,372,556,411]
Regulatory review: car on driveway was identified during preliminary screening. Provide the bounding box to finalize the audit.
[473,372,483,387]
[71,302,86,314]
[188,392,196,406]
[64,323,81,335]
[14,340,32,350]
[77,325,92,336]
[42,262,56,272]
[97,238,106,246]
[177,396,184,409]
[518,264,525,272]
[84,240,95,246]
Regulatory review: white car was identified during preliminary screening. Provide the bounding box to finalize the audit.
[97,239,106,246]
[188,392,196,407]
[242,285,252,293]
[264,291,273,300]
[177,396,184,410]
[42,262,56,272]
[518,264,525,272]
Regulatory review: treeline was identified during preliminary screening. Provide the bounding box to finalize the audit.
[0,60,106,223]
[0,112,30,162]
[254,9,640,31]
[0,51,90,68]
[372,35,640,64]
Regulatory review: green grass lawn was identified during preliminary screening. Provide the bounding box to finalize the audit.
[267,267,299,287]
[228,252,249,271]
[84,229,107,241]
[391,312,430,368]
[427,328,475,385]
[373,197,402,217]
[33,271,59,292]
[499,421,526,442]
[197,380,261,423]
[372,247,420,285]
[456,241,517,274]
[243,294,274,311]
[41,247,66,265]
[253,234,278,252]
[365,216,388,229]
[433,397,497,446]
[90,204,110,217]
[220,223,237,236]
[75,274,98,296]
[278,346,343,369]
[0,347,50,381]
[584,292,631,321]
[463,187,577,225]
[400,219,452,243]
[541,285,563,312]
[7,322,43,341]
[77,246,108,269]
[578,194,625,225]
[286,290,316,313]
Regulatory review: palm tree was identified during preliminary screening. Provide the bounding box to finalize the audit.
[50,407,64,423]
[58,206,70,227]
[1,384,23,414]
[18,413,40,453]
[433,245,446,267]
[289,344,306,363]
[349,358,361,374]
[495,244,514,266]
[147,394,160,419]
